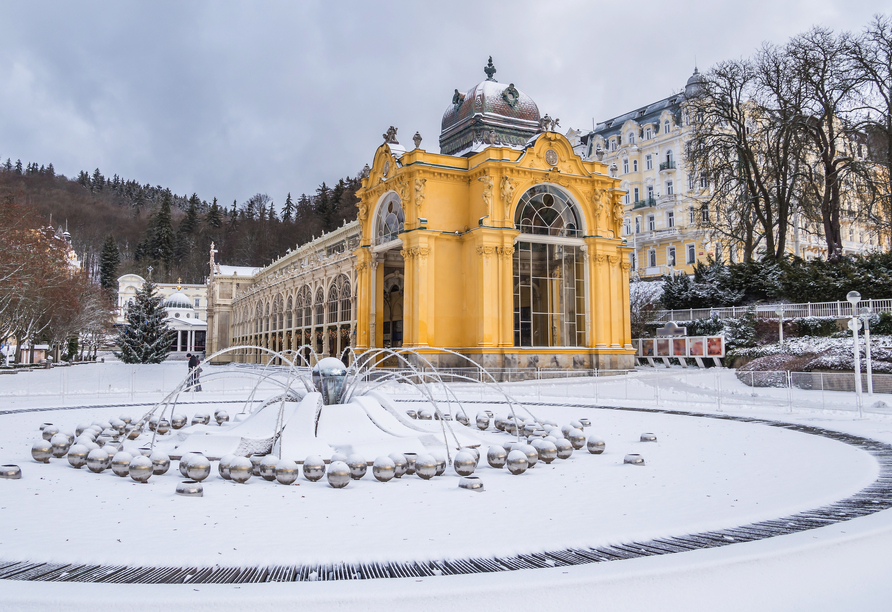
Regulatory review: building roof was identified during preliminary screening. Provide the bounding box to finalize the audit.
[163,291,194,309]
[439,59,541,157]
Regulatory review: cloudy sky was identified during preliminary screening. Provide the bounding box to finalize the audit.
[0,0,885,209]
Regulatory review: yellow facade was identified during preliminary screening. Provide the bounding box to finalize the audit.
[352,130,634,369]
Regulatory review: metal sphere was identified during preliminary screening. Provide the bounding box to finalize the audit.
[259,455,278,481]
[82,441,100,453]
[176,480,203,497]
[453,450,477,476]
[560,424,573,438]
[624,453,645,465]
[215,411,230,426]
[148,417,158,432]
[156,419,170,435]
[346,454,367,480]
[570,420,583,431]
[327,460,351,488]
[405,409,417,419]
[372,456,396,482]
[555,438,574,460]
[179,453,197,477]
[523,422,539,436]
[403,452,418,476]
[229,456,253,483]
[567,428,586,450]
[544,435,558,444]
[96,434,114,447]
[302,455,326,482]
[250,454,265,476]
[67,444,89,469]
[119,415,133,425]
[111,451,133,477]
[506,450,528,475]
[414,454,437,480]
[504,420,517,435]
[461,447,480,465]
[519,444,539,468]
[388,453,407,478]
[31,440,53,463]
[86,448,110,473]
[40,422,53,431]
[456,414,470,427]
[431,451,447,477]
[150,450,170,475]
[110,419,126,434]
[170,414,187,429]
[487,445,507,469]
[579,418,591,428]
[586,436,606,454]
[274,460,299,485]
[128,455,153,483]
[41,425,60,441]
[218,454,235,480]
[0,464,22,479]
[191,413,210,426]
[50,433,71,458]
[458,476,484,492]
[330,452,348,465]
[494,417,507,431]
[640,432,657,442]
[534,439,557,464]
[75,423,90,436]
[138,447,152,457]
[126,426,141,440]
[418,410,433,421]
[186,455,212,482]
[104,440,123,454]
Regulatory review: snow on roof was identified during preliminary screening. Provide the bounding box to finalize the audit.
[216,265,260,277]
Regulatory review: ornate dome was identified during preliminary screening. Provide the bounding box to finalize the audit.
[439,59,541,157]
[685,67,704,98]
[164,291,194,310]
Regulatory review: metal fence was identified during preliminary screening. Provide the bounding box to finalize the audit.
[655,298,892,323]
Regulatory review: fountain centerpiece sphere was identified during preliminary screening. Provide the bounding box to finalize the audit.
[312,357,349,405]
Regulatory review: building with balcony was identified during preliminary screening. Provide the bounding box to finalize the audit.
[569,69,885,280]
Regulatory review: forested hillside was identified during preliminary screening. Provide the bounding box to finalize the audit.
[0,158,362,285]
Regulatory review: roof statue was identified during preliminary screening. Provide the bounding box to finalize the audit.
[383,126,399,145]
[484,56,497,82]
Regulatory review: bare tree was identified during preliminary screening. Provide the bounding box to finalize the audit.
[848,14,892,243]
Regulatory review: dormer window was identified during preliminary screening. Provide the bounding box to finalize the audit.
[645,127,652,140]
[663,120,671,134]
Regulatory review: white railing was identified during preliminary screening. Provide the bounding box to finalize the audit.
[654,298,892,323]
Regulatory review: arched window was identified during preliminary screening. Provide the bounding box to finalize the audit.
[298,286,312,327]
[340,279,352,322]
[286,296,293,329]
[666,150,674,164]
[513,185,586,348]
[633,159,638,172]
[327,284,340,324]
[514,185,582,237]
[254,302,262,334]
[314,288,325,325]
[663,120,671,134]
[375,192,405,245]
[628,131,636,144]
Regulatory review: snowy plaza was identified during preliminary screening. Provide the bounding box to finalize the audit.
[2,359,892,611]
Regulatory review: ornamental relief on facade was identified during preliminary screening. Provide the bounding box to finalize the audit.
[476,245,496,258]
[414,178,426,207]
[477,174,494,214]
[499,175,515,219]
[400,247,430,259]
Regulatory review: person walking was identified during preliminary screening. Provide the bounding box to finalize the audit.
[187,353,202,391]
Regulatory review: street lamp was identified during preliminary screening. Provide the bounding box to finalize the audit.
[774,306,784,345]
[846,291,863,416]
[859,306,874,396]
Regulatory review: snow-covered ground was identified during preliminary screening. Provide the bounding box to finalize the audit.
[2,361,892,611]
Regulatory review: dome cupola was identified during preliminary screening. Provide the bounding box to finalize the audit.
[439,57,541,157]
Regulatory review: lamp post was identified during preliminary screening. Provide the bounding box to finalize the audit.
[775,306,784,345]
[846,291,863,416]
[859,306,874,396]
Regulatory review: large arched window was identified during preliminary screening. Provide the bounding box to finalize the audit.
[514,185,582,237]
[314,288,325,326]
[375,192,404,245]
[513,185,586,348]
[340,277,352,322]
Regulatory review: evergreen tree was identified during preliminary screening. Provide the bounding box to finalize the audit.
[205,197,223,228]
[149,191,175,273]
[14,159,23,174]
[91,168,104,191]
[114,279,177,363]
[282,192,294,223]
[180,194,200,235]
[315,182,335,232]
[98,235,120,296]
[3,159,11,171]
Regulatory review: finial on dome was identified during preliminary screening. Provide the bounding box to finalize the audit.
[484,56,497,82]
[177,277,182,290]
